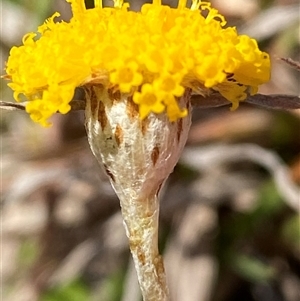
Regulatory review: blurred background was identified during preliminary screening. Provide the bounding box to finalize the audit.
[1,1,299,301]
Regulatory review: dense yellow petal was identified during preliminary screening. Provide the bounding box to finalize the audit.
[4,0,270,126]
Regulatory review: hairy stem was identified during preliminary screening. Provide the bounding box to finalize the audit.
[122,195,168,300]
[84,85,191,301]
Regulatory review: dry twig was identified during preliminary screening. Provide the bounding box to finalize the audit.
[280,57,300,72]
[1,93,300,114]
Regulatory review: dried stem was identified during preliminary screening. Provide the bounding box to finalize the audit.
[191,93,300,110]
[1,93,299,114]
[280,57,300,71]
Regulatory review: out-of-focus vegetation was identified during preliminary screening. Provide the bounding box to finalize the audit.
[1,1,299,301]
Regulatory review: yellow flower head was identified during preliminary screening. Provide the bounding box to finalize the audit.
[4,0,270,126]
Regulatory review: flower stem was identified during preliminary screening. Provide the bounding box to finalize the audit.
[84,85,191,301]
[122,195,169,301]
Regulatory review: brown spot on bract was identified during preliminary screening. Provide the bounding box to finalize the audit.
[103,164,115,182]
[151,146,160,166]
[126,96,139,122]
[114,124,124,146]
[177,118,183,143]
[141,118,149,136]
[89,88,98,115]
[108,88,121,104]
[97,101,108,129]
[187,98,191,111]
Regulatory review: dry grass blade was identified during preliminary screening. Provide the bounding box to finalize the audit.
[2,94,300,114]
[191,94,300,110]
[0,99,86,112]
[181,144,300,213]
[280,57,300,72]
[0,101,26,111]
[69,99,86,110]
[245,94,300,110]
[191,93,229,108]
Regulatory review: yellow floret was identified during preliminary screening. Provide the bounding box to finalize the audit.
[110,61,143,93]
[4,0,271,126]
[133,83,165,119]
